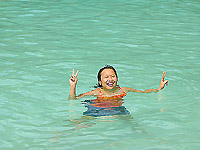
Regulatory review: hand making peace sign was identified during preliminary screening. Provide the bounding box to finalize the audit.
[69,69,79,87]
[158,71,169,90]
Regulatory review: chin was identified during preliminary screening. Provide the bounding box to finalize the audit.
[106,85,116,90]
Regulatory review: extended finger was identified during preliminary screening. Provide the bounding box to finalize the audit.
[72,69,75,76]
[75,70,79,77]
[162,71,166,81]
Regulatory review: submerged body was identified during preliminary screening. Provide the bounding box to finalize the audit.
[82,87,129,116]
[83,103,130,117]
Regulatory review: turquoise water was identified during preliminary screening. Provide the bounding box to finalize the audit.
[1,0,200,149]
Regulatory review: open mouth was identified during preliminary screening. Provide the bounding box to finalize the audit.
[106,81,115,87]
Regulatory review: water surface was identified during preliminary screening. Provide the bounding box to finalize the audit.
[0,0,200,149]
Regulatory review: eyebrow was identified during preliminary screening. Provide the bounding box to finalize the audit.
[104,74,115,76]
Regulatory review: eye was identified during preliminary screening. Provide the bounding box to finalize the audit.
[112,75,115,77]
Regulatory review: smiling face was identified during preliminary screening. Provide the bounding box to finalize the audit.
[99,69,118,90]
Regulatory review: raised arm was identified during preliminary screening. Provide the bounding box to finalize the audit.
[123,71,169,93]
[68,69,98,100]
[69,69,79,99]
[157,71,168,90]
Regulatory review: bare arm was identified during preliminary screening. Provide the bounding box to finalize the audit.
[75,89,98,99]
[157,71,168,90]
[123,87,159,93]
[69,89,98,100]
[122,71,169,94]
[68,69,98,100]
[69,69,79,100]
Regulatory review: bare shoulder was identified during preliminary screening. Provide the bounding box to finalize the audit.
[83,88,99,96]
[89,88,99,96]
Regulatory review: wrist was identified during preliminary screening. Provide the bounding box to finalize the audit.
[70,84,76,89]
[70,85,76,95]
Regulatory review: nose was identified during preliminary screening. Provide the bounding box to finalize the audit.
[108,75,113,80]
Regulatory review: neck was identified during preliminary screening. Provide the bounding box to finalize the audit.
[102,86,118,93]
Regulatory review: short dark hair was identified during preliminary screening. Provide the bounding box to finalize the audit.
[95,65,118,88]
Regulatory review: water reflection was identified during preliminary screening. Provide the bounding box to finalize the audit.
[66,97,131,130]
